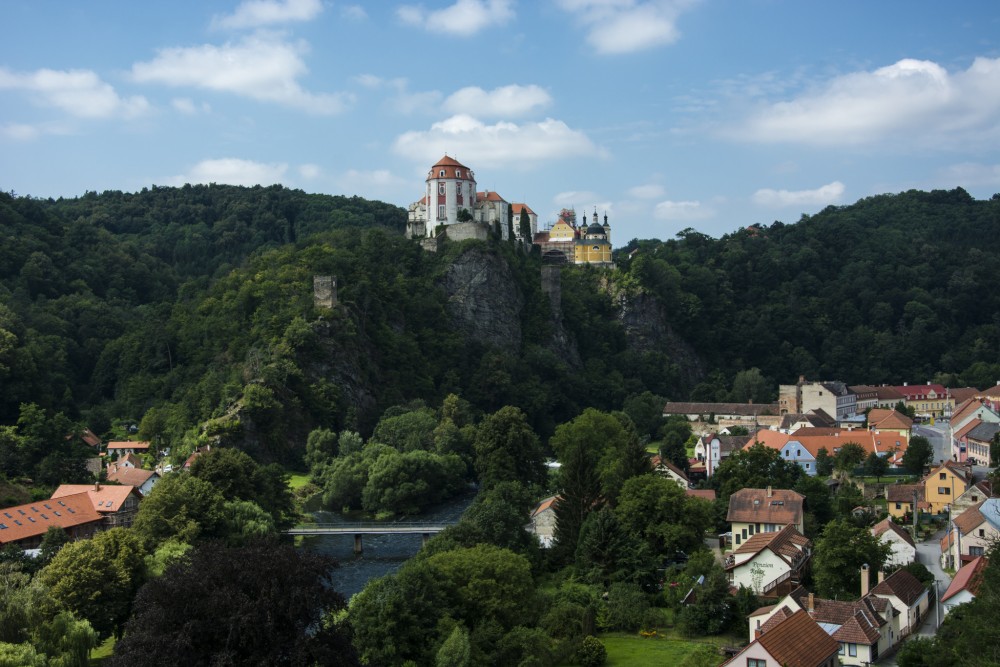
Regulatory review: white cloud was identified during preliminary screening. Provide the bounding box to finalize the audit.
[444,84,552,118]
[396,0,514,36]
[353,75,442,114]
[394,114,602,168]
[131,34,353,114]
[212,0,322,29]
[555,0,697,55]
[298,163,321,179]
[554,191,601,207]
[736,57,1000,148]
[0,67,149,119]
[752,181,845,208]
[167,158,288,186]
[341,5,368,21]
[654,199,713,220]
[628,183,664,199]
[1,123,41,141]
[937,162,1000,188]
[171,97,211,115]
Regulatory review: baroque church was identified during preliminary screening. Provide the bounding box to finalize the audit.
[406,155,613,267]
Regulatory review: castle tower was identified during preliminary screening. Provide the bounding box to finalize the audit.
[422,155,476,235]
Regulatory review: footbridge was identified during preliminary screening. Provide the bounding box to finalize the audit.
[285,522,451,553]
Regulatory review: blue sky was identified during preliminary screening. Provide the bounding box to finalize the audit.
[2,0,1000,242]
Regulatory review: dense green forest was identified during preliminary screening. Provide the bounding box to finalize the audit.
[1,185,999,472]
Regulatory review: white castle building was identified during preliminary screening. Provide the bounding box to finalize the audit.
[406,155,537,243]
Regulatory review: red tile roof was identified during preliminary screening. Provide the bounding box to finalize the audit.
[685,489,716,501]
[754,609,839,667]
[871,569,927,607]
[730,525,811,566]
[51,484,140,514]
[0,493,103,545]
[107,467,157,489]
[511,203,535,215]
[106,440,150,451]
[867,408,913,430]
[727,488,805,525]
[941,556,987,602]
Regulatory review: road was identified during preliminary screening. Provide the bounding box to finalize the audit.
[912,423,950,466]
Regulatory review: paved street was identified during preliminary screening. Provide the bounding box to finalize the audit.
[912,423,950,466]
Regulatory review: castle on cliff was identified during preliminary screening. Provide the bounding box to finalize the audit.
[406,155,612,267]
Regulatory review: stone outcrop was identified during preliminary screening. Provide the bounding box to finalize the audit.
[442,247,523,351]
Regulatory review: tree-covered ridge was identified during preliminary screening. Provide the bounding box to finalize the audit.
[620,187,1000,393]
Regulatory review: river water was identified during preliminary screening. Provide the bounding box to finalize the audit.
[298,491,477,598]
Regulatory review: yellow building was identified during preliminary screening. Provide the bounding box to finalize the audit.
[923,462,973,514]
[573,210,613,267]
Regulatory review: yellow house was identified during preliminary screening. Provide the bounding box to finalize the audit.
[923,462,974,514]
[886,484,925,520]
[574,211,613,267]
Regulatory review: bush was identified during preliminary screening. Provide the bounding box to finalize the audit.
[576,635,607,667]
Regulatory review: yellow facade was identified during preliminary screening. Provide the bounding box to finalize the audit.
[549,219,576,241]
[574,239,613,265]
[924,464,970,514]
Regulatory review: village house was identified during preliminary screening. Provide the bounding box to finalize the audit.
[872,385,907,410]
[886,483,926,521]
[749,586,895,666]
[982,383,1000,413]
[866,408,913,436]
[941,556,987,615]
[753,429,908,476]
[51,482,142,529]
[892,383,953,419]
[0,494,103,549]
[725,608,840,667]
[661,401,781,432]
[527,496,557,548]
[941,499,1000,568]
[949,398,1000,462]
[693,433,751,477]
[871,517,916,567]
[649,455,690,488]
[950,479,992,515]
[849,385,879,414]
[964,422,1000,466]
[923,461,974,514]
[727,487,805,547]
[105,440,151,459]
[869,567,929,638]
[107,464,160,496]
[779,378,856,420]
[724,524,811,597]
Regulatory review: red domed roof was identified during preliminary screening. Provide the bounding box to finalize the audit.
[428,155,475,181]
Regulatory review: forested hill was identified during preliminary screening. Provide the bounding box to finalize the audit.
[0,184,998,469]
[618,187,1000,398]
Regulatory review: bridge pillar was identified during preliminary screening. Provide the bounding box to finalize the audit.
[354,534,363,554]
[422,533,430,547]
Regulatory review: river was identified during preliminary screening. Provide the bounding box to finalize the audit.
[298,491,477,598]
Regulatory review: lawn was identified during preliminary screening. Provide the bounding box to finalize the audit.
[286,471,311,490]
[601,632,733,666]
[89,636,115,665]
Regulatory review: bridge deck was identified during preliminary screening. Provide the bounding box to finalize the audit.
[285,523,449,536]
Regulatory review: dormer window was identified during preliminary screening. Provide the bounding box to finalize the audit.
[439,170,445,177]
[455,170,461,177]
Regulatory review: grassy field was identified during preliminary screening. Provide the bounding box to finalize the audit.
[286,471,311,490]
[602,632,734,666]
[89,636,115,665]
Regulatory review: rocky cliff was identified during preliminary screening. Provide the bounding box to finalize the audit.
[442,247,524,351]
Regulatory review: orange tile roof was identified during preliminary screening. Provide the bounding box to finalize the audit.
[476,190,507,203]
[107,467,156,489]
[731,525,811,565]
[431,155,469,169]
[952,501,987,535]
[0,493,103,545]
[686,489,716,501]
[728,488,805,525]
[531,495,559,518]
[955,418,984,441]
[867,408,913,430]
[511,202,535,215]
[748,430,789,449]
[51,484,140,514]
[106,440,150,451]
[886,483,923,504]
[754,609,839,667]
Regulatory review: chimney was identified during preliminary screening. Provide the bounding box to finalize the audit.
[95,481,101,492]
[808,592,815,612]
[861,563,870,597]
[766,486,773,498]
[878,570,885,584]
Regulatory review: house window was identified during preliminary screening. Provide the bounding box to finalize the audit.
[939,487,951,495]
[806,463,811,469]
[735,534,741,545]
[749,524,755,536]
[895,502,902,510]
[971,546,985,556]
[940,473,947,480]
[747,659,766,667]
[742,528,747,540]
[839,643,845,655]
[849,644,857,657]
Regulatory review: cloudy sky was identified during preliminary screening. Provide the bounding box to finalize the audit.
[3,1,1000,242]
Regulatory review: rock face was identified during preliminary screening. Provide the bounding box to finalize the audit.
[442,247,523,351]
[602,278,704,387]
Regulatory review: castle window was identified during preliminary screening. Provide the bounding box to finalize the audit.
[439,170,445,177]
[455,170,461,177]
[438,205,446,220]
[439,183,446,195]
[592,245,600,251]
